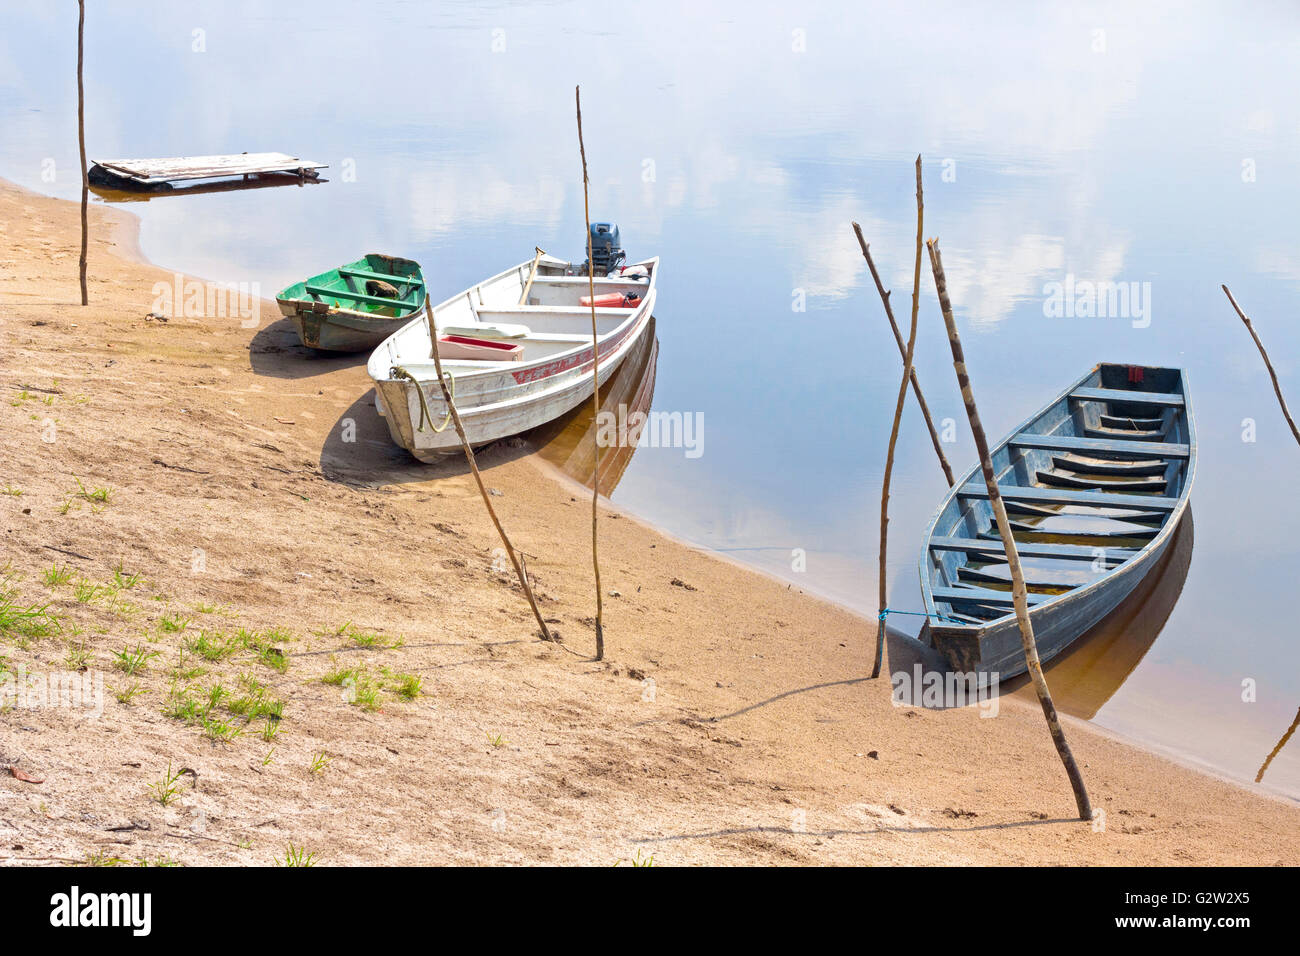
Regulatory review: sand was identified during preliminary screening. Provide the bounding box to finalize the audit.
[0,179,1295,866]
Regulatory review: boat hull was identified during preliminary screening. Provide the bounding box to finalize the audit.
[917,363,1196,682]
[922,527,1174,679]
[277,253,426,353]
[374,305,652,459]
[367,254,658,460]
[280,301,425,353]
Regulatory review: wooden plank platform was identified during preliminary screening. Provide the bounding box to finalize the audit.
[1070,387,1184,407]
[90,152,326,185]
[1009,433,1190,459]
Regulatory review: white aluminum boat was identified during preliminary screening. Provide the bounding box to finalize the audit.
[367,252,658,461]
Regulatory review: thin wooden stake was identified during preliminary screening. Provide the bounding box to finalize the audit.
[398,314,553,644]
[76,0,88,306]
[1256,705,1300,784]
[852,222,954,487]
[1222,285,1300,447]
[927,238,1093,821]
[575,85,605,662]
[872,157,925,679]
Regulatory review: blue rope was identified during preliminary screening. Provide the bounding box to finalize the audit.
[879,607,967,625]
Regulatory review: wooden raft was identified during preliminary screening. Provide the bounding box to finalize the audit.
[89,152,327,187]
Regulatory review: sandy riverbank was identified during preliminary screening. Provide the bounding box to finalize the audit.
[0,179,1294,865]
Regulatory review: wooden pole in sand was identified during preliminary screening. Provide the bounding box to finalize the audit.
[395,317,553,644]
[1222,286,1300,447]
[852,222,954,487]
[871,156,925,679]
[927,238,1093,821]
[575,85,605,661]
[76,0,88,306]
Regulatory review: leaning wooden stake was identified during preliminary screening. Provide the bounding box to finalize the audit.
[76,0,88,306]
[927,238,1093,821]
[872,157,925,679]
[575,85,605,661]
[1256,705,1300,784]
[1222,285,1300,447]
[393,316,553,644]
[852,222,954,487]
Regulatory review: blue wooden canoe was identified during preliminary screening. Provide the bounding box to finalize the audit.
[918,362,1196,680]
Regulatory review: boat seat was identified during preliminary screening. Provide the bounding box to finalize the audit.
[1051,455,1168,476]
[928,536,1137,562]
[956,566,1103,592]
[958,483,1180,511]
[932,586,1050,607]
[1070,386,1184,407]
[304,284,419,310]
[338,267,423,287]
[1009,433,1190,459]
[1035,470,1167,493]
[1099,414,1162,430]
[440,323,530,339]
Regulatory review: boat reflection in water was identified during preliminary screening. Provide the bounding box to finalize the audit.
[526,315,658,497]
[90,175,319,204]
[1005,506,1195,719]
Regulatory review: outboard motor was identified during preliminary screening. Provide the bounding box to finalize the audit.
[582,222,625,276]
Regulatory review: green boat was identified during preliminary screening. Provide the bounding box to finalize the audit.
[276,254,426,352]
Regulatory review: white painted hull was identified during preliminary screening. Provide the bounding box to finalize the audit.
[366,253,658,461]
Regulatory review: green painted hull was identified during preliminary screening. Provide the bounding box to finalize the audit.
[276,253,426,352]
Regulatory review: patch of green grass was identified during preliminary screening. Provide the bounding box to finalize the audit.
[64,640,92,670]
[73,579,104,603]
[158,612,191,634]
[112,643,159,676]
[85,850,131,867]
[1,485,22,497]
[280,844,317,867]
[0,591,57,643]
[485,731,508,749]
[228,674,285,723]
[114,682,145,705]
[42,563,74,588]
[148,761,184,807]
[321,660,383,712]
[308,752,331,775]
[186,630,239,662]
[320,620,397,648]
[390,671,423,701]
[110,564,143,590]
[72,476,112,504]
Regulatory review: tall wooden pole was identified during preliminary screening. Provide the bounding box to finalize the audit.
[1222,286,1300,447]
[872,157,925,679]
[575,86,605,661]
[391,317,553,644]
[77,0,88,306]
[852,222,954,487]
[927,238,1092,821]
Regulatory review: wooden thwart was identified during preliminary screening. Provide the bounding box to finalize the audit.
[929,535,1136,562]
[1070,386,1184,407]
[958,483,1179,512]
[1009,433,1189,458]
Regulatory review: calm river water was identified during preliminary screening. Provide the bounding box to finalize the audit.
[2,1,1297,798]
